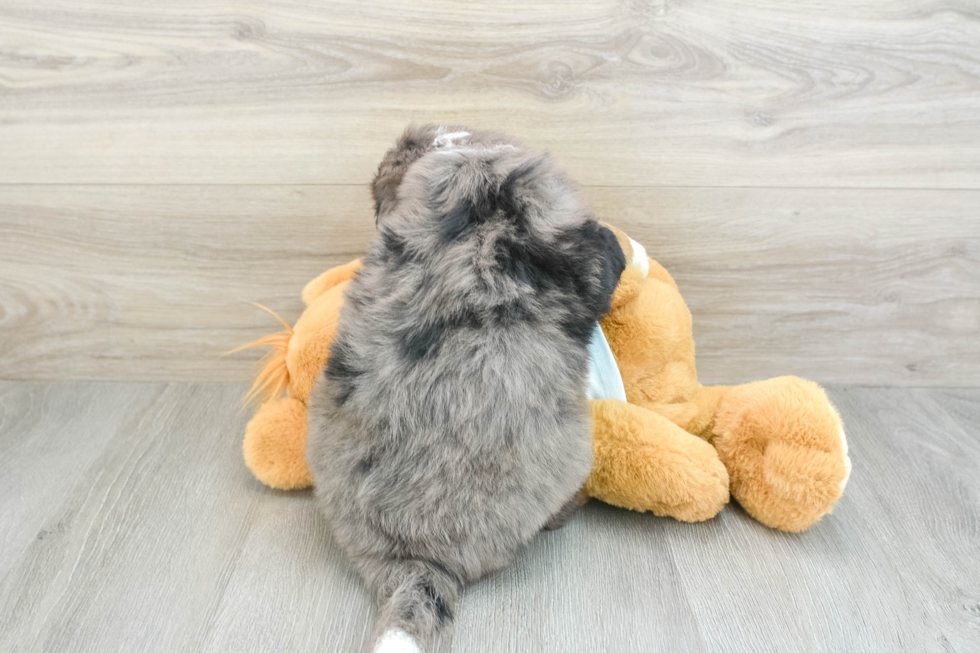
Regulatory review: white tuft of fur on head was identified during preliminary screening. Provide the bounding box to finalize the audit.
[374,629,422,653]
[433,126,471,149]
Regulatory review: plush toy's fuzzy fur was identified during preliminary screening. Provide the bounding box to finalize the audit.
[587,236,850,532]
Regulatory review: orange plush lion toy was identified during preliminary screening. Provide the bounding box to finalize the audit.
[236,226,850,532]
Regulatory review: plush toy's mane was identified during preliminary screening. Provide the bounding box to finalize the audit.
[228,304,293,406]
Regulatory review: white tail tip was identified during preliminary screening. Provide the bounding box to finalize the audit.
[374,629,422,653]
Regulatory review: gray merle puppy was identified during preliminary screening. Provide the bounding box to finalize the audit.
[307,125,626,653]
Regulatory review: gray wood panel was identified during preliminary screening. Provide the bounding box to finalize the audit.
[0,185,376,382]
[1,381,977,652]
[670,385,980,652]
[0,382,162,580]
[1,0,979,187]
[1,185,977,385]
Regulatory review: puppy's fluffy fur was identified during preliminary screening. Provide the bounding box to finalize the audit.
[307,125,626,651]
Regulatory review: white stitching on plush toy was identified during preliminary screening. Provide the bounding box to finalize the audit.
[839,427,852,491]
[628,236,650,278]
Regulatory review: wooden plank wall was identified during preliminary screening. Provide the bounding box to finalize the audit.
[1,0,978,384]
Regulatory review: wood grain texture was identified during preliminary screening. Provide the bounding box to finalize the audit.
[1,185,977,385]
[2,0,980,186]
[0,185,376,381]
[1,381,977,652]
[591,186,980,386]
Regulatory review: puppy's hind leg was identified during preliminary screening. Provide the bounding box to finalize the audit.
[543,488,588,531]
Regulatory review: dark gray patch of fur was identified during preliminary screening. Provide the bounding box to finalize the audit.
[308,125,625,649]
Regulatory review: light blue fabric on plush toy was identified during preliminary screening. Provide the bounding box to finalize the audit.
[586,323,626,402]
[586,234,649,403]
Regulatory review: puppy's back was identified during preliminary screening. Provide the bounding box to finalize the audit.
[307,126,625,651]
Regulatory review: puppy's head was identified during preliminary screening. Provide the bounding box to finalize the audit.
[371,125,526,221]
[371,124,626,328]
[371,124,441,220]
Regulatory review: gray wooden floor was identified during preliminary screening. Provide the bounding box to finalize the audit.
[1,382,978,652]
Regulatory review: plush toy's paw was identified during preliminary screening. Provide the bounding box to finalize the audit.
[243,397,314,490]
[712,377,851,532]
[587,399,730,522]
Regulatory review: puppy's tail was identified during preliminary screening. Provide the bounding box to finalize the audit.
[370,558,461,653]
